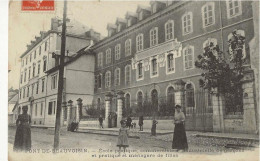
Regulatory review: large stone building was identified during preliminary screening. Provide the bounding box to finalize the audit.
[17,18,100,126]
[90,1,258,133]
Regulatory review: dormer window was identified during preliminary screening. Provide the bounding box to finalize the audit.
[108,30,112,37]
[138,11,143,20]
[127,19,131,27]
[117,24,121,32]
[152,4,157,13]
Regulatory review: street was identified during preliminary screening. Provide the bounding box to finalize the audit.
[8,126,258,154]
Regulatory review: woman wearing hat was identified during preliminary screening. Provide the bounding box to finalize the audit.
[13,106,32,152]
[172,105,188,151]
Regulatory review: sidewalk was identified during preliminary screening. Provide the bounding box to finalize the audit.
[77,126,259,142]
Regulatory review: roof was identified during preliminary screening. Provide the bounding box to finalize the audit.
[45,44,94,74]
[9,94,18,104]
[116,18,127,24]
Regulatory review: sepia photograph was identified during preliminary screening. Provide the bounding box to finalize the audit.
[6,0,260,160]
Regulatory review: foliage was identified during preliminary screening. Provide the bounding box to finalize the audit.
[85,105,105,118]
[195,29,245,93]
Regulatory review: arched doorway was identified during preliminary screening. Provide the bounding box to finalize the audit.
[151,89,158,113]
[167,87,175,115]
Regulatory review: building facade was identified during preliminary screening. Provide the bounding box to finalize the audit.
[91,1,257,133]
[18,18,100,126]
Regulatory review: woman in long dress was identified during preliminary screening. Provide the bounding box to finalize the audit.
[13,106,31,152]
[172,105,188,151]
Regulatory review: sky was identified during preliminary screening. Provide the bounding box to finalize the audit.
[8,0,150,89]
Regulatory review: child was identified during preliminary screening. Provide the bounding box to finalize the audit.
[117,120,129,152]
[151,119,158,136]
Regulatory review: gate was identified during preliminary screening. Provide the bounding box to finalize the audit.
[184,89,213,132]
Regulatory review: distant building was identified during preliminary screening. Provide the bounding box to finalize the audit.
[8,88,19,124]
[17,18,100,126]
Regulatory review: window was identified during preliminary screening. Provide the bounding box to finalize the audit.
[125,94,130,110]
[127,19,131,27]
[34,51,36,59]
[20,73,23,84]
[39,46,41,55]
[105,71,111,88]
[152,4,157,13]
[24,69,27,82]
[97,52,103,67]
[33,63,36,77]
[42,78,45,92]
[28,67,31,79]
[226,0,242,18]
[31,84,34,96]
[106,49,111,64]
[125,39,131,56]
[136,34,144,52]
[40,102,43,116]
[37,62,40,75]
[137,62,143,80]
[97,74,102,89]
[183,46,194,70]
[150,27,158,47]
[151,58,158,76]
[182,12,193,35]
[35,103,37,116]
[19,89,22,99]
[26,57,28,65]
[45,41,48,51]
[48,101,56,115]
[202,2,215,27]
[167,87,175,108]
[125,65,131,85]
[51,74,58,89]
[30,54,32,62]
[137,91,143,109]
[151,89,158,110]
[186,83,195,107]
[138,11,143,20]
[203,38,218,50]
[22,60,24,67]
[165,20,174,41]
[23,88,25,98]
[36,82,39,94]
[114,68,120,86]
[27,86,29,97]
[43,59,47,72]
[167,53,175,74]
[228,30,246,60]
[115,44,121,60]
[117,24,121,32]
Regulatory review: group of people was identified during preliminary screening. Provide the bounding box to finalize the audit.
[14,105,188,152]
[116,104,188,152]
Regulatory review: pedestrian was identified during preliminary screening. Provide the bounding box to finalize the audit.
[126,116,132,130]
[151,118,158,136]
[98,115,103,128]
[13,106,31,152]
[117,120,129,152]
[138,115,144,131]
[172,105,188,151]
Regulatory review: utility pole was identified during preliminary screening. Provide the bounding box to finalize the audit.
[54,0,67,150]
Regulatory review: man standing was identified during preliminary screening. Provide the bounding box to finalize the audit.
[99,115,103,128]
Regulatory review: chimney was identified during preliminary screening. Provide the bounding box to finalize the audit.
[40,31,46,38]
[51,18,59,31]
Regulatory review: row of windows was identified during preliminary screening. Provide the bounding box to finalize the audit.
[98,1,242,68]
[20,78,45,99]
[22,41,49,67]
[96,30,246,88]
[20,58,47,84]
[32,102,44,117]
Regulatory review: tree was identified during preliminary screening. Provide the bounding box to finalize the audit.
[195,29,245,93]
